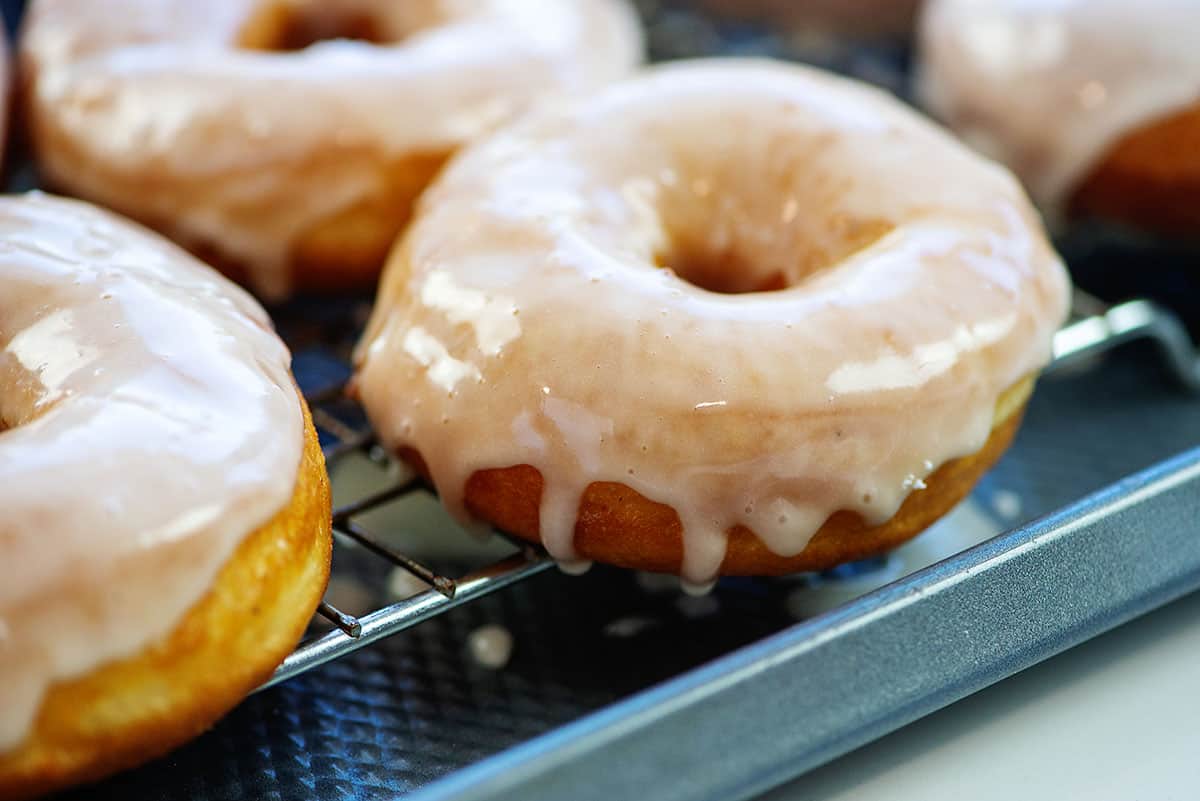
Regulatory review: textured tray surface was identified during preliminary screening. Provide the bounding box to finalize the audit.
[5,1,1198,799]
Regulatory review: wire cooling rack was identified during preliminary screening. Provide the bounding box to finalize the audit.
[260,383,553,691]
[263,291,1200,692]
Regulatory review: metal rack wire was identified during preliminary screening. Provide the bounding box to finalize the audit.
[259,389,552,690]
[260,294,1200,692]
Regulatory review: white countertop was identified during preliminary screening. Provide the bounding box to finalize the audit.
[764,587,1200,801]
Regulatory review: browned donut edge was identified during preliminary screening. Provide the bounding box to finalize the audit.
[1070,102,1200,236]
[25,148,449,300]
[402,377,1032,576]
[0,402,332,801]
[216,150,450,296]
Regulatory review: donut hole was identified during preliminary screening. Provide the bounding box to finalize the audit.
[240,1,436,51]
[652,192,894,295]
[653,247,789,294]
[270,10,386,49]
[633,123,896,295]
[0,354,48,431]
[0,361,14,432]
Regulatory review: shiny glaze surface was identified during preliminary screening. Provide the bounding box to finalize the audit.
[354,60,1070,584]
[919,0,1200,211]
[20,0,643,298]
[0,194,303,751]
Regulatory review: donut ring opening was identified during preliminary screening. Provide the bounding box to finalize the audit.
[237,1,448,52]
[656,211,895,295]
[620,121,900,294]
[240,2,389,50]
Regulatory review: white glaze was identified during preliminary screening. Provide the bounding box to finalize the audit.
[918,0,1200,211]
[20,0,643,299]
[353,60,1070,584]
[0,194,303,751]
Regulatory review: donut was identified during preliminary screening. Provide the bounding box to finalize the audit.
[919,0,1200,234]
[352,60,1070,586]
[19,0,643,300]
[0,194,331,800]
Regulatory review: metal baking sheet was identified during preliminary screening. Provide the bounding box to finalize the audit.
[411,442,1200,801]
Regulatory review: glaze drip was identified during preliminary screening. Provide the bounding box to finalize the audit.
[353,60,1070,583]
[0,194,303,752]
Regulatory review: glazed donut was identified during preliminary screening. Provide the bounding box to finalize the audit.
[919,0,1200,234]
[353,60,1070,585]
[19,0,643,300]
[0,194,330,800]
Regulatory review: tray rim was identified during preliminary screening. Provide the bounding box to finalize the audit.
[408,444,1200,801]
